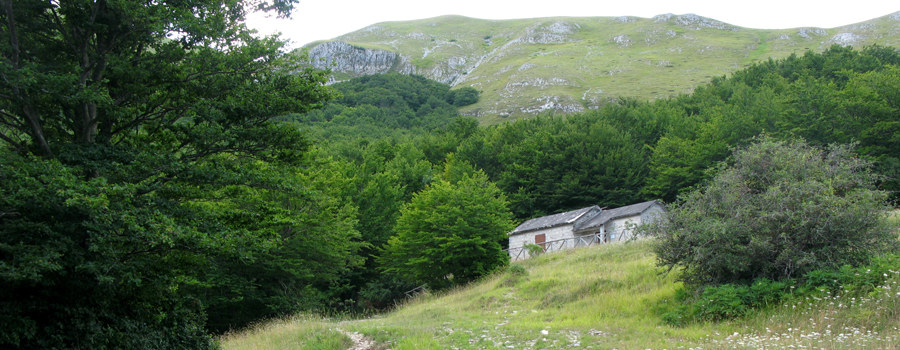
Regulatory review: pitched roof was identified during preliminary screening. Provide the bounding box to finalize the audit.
[575,200,662,231]
[509,206,599,235]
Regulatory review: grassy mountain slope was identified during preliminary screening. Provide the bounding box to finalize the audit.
[221,240,900,349]
[304,12,900,123]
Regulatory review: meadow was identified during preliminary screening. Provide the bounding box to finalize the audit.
[221,234,900,349]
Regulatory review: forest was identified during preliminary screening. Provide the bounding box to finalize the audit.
[2,1,900,348]
[282,44,900,314]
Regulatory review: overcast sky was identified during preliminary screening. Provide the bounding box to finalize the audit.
[246,0,900,49]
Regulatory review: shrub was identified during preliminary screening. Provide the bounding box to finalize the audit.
[524,243,545,257]
[506,264,528,276]
[659,257,900,326]
[651,137,895,287]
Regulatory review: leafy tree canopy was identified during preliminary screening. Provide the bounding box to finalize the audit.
[378,159,514,290]
[645,45,900,202]
[650,137,896,287]
[0,0,354,347]
[283,73,477,141]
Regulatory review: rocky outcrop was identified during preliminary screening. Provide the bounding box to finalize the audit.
[306,41,477,85]
[307,41,416,79]
[515,21,581,44]
[829,33,865,46]
[654,13,734,30]
[797,28,828,39]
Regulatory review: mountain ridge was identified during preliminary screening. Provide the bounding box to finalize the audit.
[301,11,900,122]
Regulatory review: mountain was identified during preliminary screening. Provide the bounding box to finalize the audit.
[301,12,900,123]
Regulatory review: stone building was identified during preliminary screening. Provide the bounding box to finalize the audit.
[507,200,666,260]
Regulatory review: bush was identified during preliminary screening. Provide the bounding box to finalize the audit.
[506,264,528,276]
[659,257,900,326]
[524,243,545,257]
[651,137,895,287]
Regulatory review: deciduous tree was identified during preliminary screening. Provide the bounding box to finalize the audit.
[379,162,514,289]
[651,137,895,287]
[0,0,344,347]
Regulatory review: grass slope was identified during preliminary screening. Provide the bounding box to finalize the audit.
[308,12,900,123]
[221,240,900,349]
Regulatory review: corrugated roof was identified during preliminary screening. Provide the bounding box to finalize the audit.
[509,206,600,235]
[575,200,662,231]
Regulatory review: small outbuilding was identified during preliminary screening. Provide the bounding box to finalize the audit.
[507,200,666,260]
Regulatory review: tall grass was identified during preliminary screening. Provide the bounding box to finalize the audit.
[218,314,351,350]
[222,214,900,349]
[343,241,739,349]
[719,273,900,349]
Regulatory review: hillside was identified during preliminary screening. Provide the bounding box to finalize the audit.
[301,12,900,122]
[221,241,900,349]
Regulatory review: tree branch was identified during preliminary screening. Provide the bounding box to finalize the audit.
[0,132,24,153]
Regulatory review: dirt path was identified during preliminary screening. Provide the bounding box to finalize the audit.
[340,330,376,350]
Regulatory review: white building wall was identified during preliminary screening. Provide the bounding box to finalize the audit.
[605,215,640,242]
[508,225,575,260]
[608,203,666,241]
[508,202,667,259]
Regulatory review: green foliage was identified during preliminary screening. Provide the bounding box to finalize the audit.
[285,73,476,142]
[357,275,422,309]
[660,255,900,326]
[646,45,900,201]
[524,243,545,257]
[0,152,218,348]
[449,87,480,107]
[4,3,900,346]
[0,0,351,347]
[379,168,515,289]
[506,264,528,276]
[651,137,896,288]
[198,154,365,333]
[458,113,649,218]
[660,279,790,325]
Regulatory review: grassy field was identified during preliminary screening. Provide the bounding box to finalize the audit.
[218,314,351,350]
[305,12,900,122]
[220,237,900,349]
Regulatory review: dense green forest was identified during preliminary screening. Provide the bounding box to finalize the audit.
[285,44,900,317]
[304,44,900,223]
[2,0,899,346]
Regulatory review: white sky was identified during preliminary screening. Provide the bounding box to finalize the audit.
[246,0,900,49]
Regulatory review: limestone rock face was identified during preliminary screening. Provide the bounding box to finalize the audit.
[653,13,734,30]
[797,28,828,39]
[307,41,417,79]
[518,21,581,44]
[829,32,864,46]
[306,41,473,85]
